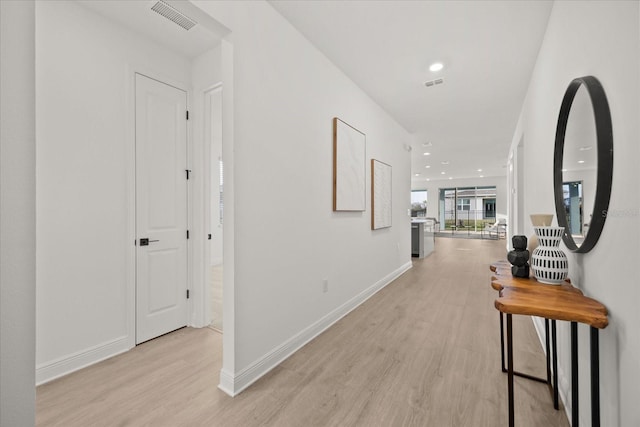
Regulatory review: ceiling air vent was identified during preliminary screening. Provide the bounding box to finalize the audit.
[424,78,445,88]
[151,1,197,31]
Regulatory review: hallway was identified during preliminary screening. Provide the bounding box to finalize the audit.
[36,238,569,426]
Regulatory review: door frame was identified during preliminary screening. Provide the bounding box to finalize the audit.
[190,82,223,328]
[125,65,192,349]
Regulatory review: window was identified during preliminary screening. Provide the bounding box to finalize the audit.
[457,198,471,211]
[411,190,427,217]
[439,186,497,231]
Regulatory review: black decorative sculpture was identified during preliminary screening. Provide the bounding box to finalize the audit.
[508,235,530,278]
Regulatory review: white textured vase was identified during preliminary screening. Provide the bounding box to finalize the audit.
[528,214,554,253]
[530,226,568,285]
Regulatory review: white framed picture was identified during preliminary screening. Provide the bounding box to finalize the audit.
[371,159,392,229]
[333,118,366,211]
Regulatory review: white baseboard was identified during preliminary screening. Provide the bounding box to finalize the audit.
[218,261,413,397]
[36,335,131,386]
[218,368,235,396]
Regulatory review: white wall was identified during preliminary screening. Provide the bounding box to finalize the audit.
[511,1,639,425]
[0,1,36,424]
[193,1,413,395]
[35,1,193,383]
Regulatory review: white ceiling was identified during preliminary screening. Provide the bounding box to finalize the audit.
[77,0,226,60]
[77,0,553,184]
[269,0,554,184]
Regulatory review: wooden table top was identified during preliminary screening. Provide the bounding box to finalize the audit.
[490,261,608,329]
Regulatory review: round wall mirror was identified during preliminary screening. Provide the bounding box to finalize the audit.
[553,76,613,253]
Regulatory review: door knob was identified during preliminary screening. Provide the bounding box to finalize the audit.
[139,238,159,246]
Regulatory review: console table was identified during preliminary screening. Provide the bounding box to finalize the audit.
[490,261,608,427]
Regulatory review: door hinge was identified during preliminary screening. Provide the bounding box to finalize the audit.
[186,169,191,180]
[186,289,190,299]
[186,110,189,120]
[208,234,212,240]
[186,230,190,239]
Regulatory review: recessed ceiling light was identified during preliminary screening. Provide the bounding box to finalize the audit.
[426,178,430,182]
[448,177,453,180]
[480,175,484,178]
[477,169,482,172]
[423,152,431,156]
[562,168,568,172]
[425,165,431,169]
[578,160,585,164]
[441,161,449,165]
[415,173,420,176]
[441,171,446,175]
[579,146,593,151]
[429,62,444,72]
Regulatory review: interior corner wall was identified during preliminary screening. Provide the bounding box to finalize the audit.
[193,1,412,394]
[35,1,193,383]
[0,1,36,424]
[513,1,639,425]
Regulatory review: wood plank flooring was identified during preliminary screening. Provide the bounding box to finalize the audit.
[36,237,569,426]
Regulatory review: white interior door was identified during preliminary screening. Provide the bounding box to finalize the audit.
[135,73,188,344]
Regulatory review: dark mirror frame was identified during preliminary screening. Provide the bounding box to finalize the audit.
[553,76,613,253]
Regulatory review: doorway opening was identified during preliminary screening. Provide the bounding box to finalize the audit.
[33,0,235,393]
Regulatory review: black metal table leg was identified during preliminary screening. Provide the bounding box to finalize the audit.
[572,321,579,427]
[507,313,514,427]
[500,312,506,372]
[591,327,600,427]
[545,319,551,384]
[552,319,559,409]
[499,312,548,383]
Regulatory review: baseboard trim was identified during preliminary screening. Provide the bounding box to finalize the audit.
[218,368,235,396]
[218,261,413,397]
[36,335,131,386]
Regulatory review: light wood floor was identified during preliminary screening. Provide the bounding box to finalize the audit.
[36,237,569,426]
